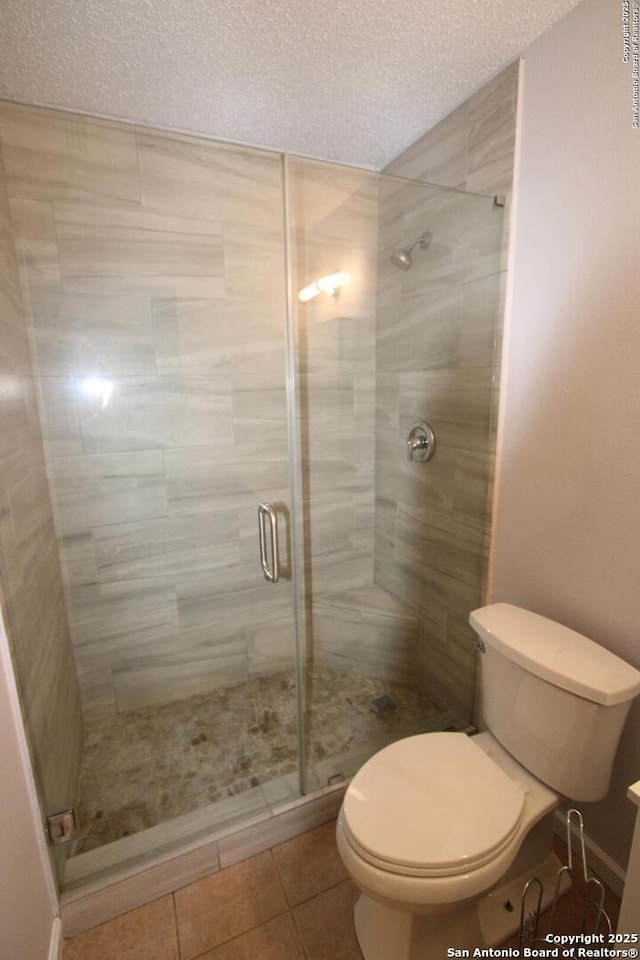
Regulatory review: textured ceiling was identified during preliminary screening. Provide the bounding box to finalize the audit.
[0,0,582,170]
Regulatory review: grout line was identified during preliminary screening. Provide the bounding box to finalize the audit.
[295,875,352,909]
[290,904,311,960]
[179,852,291,960]
[171,891,181,960]
[269,845,295,909]
[187,906,293,960]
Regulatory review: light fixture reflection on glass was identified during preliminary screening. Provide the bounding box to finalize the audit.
[80,376,114,409]
[298,271,349,302]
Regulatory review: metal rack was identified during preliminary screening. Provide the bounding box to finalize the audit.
[519,809,613,945]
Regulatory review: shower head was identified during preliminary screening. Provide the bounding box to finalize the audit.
[390,230,432,270]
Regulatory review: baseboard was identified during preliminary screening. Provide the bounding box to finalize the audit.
[553,809,626,899]
[48,917,63,960]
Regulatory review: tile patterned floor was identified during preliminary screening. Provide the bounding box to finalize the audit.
[74,664,439,852]
[62,821,621,960]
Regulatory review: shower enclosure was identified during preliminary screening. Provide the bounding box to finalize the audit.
[0,101,503,891]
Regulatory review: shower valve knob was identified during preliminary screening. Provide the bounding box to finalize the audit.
[407,422,435,462]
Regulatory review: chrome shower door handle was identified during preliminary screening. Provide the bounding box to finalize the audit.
[257,502,280,583]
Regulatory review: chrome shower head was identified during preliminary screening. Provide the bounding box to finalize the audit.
[390,248,413,270]
[390,230,432,270]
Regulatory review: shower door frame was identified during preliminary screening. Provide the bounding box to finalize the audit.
[281,153,311,799]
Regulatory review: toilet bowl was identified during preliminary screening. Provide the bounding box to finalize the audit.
[336,731,564,959]
[336,604,640,960]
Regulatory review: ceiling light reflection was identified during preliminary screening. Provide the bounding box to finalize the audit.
[80,376,114,409]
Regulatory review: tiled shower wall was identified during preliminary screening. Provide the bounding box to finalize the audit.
[0,103,381,719]
[288,160,378,603]
[0,65,517,724]
[0,123,83,843]
[0,102,296,717]
[375,62,519,718]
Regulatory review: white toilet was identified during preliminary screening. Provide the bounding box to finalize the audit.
[336,603,640,959]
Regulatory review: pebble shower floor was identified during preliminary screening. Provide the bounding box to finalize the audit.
[74,663,440,852]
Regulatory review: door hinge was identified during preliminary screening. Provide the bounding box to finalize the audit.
[46,809,77,845]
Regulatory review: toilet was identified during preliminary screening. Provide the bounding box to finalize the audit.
[336,603,640,959]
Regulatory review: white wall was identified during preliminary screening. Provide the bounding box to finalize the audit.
[0,620,59,960]
[492,0,640,868]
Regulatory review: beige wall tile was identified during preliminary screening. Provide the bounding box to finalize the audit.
[50,451,167,533]
[0,102,140,207]
[304,553,373,599]
[69,577,179,649]
[377,287,463,373]
[0,281,32,375]
[2,106,296,716]
[75,375,233,453]
[176,575,293,633]
[0,163,20,288]
[223,222,286,302]
[136,129,282,225]
[230,369,287,442]
[248,617,296,676]
[31,292,156,377]
[0,128,83,883]
[374,64,518,717]
[313,584,419,684]
[9,197,61,294]
[384,102,469,188]
[164,444,289,517]
[93,511,239,581]
[112,645,248,712]
[394,502,484,584]
[0,90,516,735]
[55,204,225,298]
[152,298,284,376]
[287,157,376,235]
[36,377,84,457]
[287,155,378,635]
[467,62,519,199]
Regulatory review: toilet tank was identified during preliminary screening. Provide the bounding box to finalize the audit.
[470,604,640,802]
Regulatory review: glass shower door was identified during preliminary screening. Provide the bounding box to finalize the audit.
[285,157,504,792]
[1,103,302,881]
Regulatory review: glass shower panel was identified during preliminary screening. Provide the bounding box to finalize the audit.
[375,175,504,724]
[286,158,504,789]
[3,104,300,878]
[1,98,506,891]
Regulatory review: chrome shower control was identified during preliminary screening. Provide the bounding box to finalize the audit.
[406,422,435,462]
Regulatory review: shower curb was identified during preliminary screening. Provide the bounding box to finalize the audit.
[60,781,347,938]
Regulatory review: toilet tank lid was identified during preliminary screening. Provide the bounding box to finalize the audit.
[470,604,640,706]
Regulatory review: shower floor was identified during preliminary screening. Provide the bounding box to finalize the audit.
[74,663,442,854]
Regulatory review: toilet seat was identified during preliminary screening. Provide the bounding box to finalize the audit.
[342,732,526,878]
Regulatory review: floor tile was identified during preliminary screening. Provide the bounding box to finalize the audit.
[294,878,364,960]
[174,849,288,959]
[62,896,178,960]
[198,913,306,959]
[273,820,348,906]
